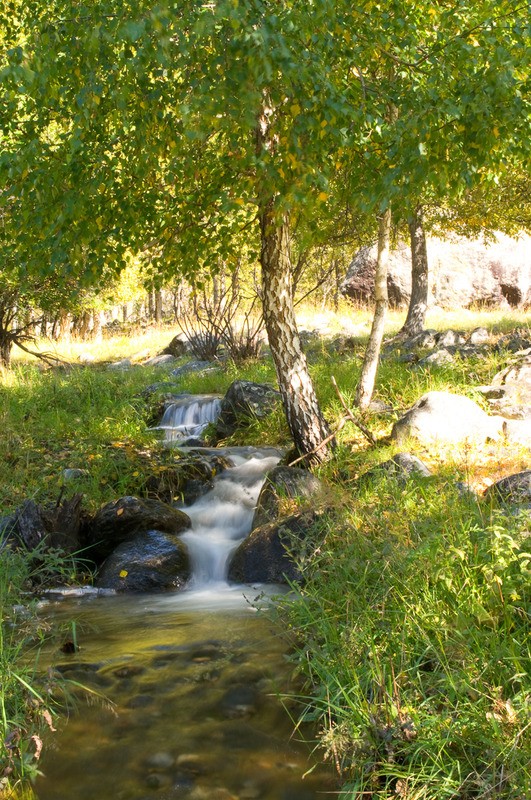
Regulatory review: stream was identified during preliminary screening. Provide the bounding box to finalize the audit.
[34,397,335,799]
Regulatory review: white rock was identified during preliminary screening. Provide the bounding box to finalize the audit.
[391,391,504,445]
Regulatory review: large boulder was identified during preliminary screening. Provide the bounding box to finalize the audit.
[215,380,282,438]
[391,391,504,446]
[228,513,318,585]
[83,496,191,563]
[96,530,191,592]
[251,466,323,529]
[342,233,531,309]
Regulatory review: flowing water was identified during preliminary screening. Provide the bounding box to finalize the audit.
[157,395,222,444]
[34,423,335,799]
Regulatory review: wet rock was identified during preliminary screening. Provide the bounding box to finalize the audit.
[127,694,154,708]
[252,466,322,529]
[229,512,319,584]
[145,772,172,789]
[220,684,259,718]
[391,391,504,446]
[145,751,175,770]
[96,530,191,592]
[484,470,531,507]
[144,453,231,505]
[84,496,191,563]
[215,381,282,438]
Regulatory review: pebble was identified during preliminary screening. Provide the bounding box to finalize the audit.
[145,751,174,770]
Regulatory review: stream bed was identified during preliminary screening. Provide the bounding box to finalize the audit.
[35,593,334,800]
[34,437,335,799]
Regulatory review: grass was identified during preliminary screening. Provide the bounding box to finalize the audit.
[1,304,530,798]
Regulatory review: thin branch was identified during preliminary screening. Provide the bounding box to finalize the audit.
[331,376,377,445]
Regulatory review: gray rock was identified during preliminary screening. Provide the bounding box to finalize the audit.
[484,470,531,506]
[96,530,191,592]
[252,466,322,530]
[417,348,455,367]
[228,512,318,585]
[468,327,490,345]
[215,380,282,438]
[63,468,90,483]
[391,391,504,446]
[108,358,133,370]
[84,496,191,563]
[171,360,216,379]
[435,329,461,347]
[360,453,432,483]
[143,354,177,367]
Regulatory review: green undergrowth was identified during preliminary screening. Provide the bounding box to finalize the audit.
[277,477,531,799]
[1,312,529,797]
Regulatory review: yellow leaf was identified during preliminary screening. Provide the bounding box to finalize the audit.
[116,508,124,516]
[493,126,499,138]
[320,119,328,128]
[132,471,140,477]
[119,570,128,578]
[235,198,245,206]
[318,191,328,202]
[290,103,301,116]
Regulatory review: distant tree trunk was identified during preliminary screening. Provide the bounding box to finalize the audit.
[92,310,103,341]
[147,290,155,320]
[400,205,429,336]
[154,289,163,323]
[356,207,392,410]
[260,203,332,463]
[77,310,91,340]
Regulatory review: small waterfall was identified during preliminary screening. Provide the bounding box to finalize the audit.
[158,394,222,443]
[179,448,280,590]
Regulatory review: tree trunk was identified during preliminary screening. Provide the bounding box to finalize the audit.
[0,335,12,368]
[400,205,429,336]
[154,289,163,323]
[356,207,392,410]
[260,203,332,463]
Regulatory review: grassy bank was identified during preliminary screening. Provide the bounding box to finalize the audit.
[1,306,530,797]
